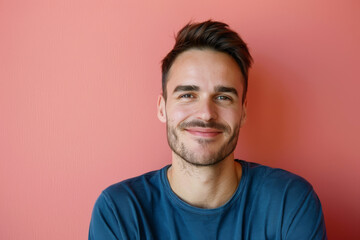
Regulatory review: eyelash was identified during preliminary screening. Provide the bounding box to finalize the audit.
[179,93,194,99]
[216,95,231,101]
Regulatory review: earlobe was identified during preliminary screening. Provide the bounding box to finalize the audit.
[157,95,167,123]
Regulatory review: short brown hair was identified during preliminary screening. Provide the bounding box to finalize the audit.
[161,20,253,102]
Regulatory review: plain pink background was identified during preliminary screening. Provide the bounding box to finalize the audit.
[1,0,359,239]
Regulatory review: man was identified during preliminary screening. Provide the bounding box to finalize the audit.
[89,20,327,239]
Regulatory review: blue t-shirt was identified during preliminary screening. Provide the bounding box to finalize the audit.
[89,160,327,239]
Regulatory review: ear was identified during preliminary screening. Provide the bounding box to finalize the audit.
[157,94,167,123]
[240,99,247,127]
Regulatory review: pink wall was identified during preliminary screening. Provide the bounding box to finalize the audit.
[1,0,359,239]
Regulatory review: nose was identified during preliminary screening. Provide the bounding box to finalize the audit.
[195,98,218,121]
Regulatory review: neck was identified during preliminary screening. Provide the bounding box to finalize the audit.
[167,153,242,209]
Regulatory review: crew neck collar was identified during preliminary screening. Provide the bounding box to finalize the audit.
[160,159,248,215]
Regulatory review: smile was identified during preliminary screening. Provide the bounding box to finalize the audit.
[184,127,222,138]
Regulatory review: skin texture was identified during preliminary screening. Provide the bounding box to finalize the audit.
[157,49,247,208]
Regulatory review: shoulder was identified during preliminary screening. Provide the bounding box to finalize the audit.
[89,168,166,239]
[241,160,314,197]
[239,160,318,221]
[102,168,164,205]
[239,160,327,239]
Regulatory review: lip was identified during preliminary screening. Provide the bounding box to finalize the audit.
[185,127,222,137]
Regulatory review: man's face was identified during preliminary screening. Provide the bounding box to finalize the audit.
[157,49,246,166]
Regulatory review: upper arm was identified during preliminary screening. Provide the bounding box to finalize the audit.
[88,192,122,240]
[284,187,327,240]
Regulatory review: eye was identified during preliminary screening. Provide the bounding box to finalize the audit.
[216,95,232,101]
[179,93,194,99]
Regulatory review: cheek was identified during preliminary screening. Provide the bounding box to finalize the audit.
[167,105,194,123]
[218,108,243,125]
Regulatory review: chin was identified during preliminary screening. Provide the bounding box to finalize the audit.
[183,156,226,167]
[182,150,228,167]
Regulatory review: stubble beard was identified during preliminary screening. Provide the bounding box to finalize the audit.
[166,119,241,167]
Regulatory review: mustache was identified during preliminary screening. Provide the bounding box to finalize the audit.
[179,120,228,132]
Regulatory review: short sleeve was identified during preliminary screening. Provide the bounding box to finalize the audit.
[88,192,122,240]
[284,188,327,240]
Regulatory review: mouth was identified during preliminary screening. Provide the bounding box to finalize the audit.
[184,127,223,138]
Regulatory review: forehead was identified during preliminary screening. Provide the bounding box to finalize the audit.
[166,49,244,92]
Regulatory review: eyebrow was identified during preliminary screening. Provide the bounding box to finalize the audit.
[214,86,238,96]
[173,85,200,93]
[172,84,238,96]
